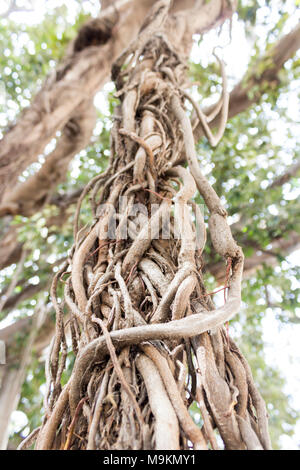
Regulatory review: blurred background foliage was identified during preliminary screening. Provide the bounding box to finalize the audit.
[0,0,299,450]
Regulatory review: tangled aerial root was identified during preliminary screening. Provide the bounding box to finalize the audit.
[34,0,271,451]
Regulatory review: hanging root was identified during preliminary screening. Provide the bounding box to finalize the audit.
[34,1,271,451]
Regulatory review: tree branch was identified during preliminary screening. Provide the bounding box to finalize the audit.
[0,281,47,312]
[269,158,300,188]
[0,100,96,217]
[195,23,300,140]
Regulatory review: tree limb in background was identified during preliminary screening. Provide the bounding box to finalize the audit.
[195,23,300,140]
[0,0,34,19]
[0,100,96,217]
[269,158,300,189]
[0,0,141,202]
[1,19,299,220]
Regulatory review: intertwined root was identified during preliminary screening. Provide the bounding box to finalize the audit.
[35,1,271,451]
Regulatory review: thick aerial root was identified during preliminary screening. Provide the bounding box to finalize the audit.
[136,354,180,450]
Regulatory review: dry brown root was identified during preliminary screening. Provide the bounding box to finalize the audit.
[35,1,271,451]
[141,343,207,450]
[136,353,180,450]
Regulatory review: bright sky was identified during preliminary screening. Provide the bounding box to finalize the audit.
[1,0,300,450]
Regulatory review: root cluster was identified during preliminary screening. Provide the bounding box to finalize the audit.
[34,2,271,451]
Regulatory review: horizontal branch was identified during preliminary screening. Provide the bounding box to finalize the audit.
[0,281,47,312]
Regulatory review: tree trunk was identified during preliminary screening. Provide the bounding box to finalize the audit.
[34,0,271,451]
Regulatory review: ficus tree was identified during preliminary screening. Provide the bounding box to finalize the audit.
[0,0,299,450]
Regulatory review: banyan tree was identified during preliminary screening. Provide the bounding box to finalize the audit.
[33,0,271,450]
